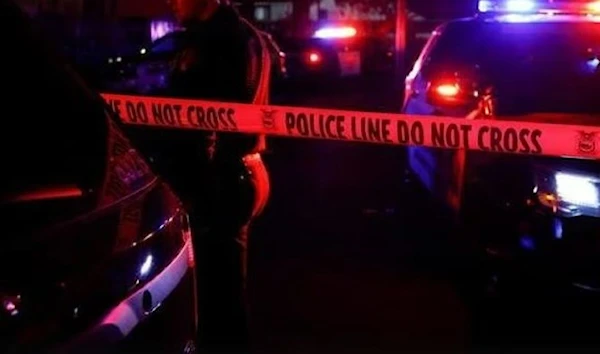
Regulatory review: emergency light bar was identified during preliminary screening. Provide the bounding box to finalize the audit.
[478,0,600,14]
[313,26,357,39]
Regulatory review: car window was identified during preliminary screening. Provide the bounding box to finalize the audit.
[424,20,600,115]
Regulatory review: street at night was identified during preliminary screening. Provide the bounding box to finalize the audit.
[6,0,600,353]
[250,75,600,353]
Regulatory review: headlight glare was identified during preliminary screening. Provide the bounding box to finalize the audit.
[555,172,600,208]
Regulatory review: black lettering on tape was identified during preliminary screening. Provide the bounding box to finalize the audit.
[285,112,295,134]
[382,119,393,143]
[172,104,183,126]
[126,101,138,123]
[350,117,391,143]
[518,129,531,153]
[297,113,309,136]
[397,121,410,144]
[150,103,178,126]
[367,118,381,142]
[109,99,122,117]
[490,128,503,152]
[196,107,207,129]
[351,116,360,141]
[227,108,237,130]
[459,124,472,149]
[207,108,219,129]
[531,129,542,154]
[336,115,347,139]
[163,105,176,125]
[135,102,148,123]
[411,121,424,145]
[217,108,229,130]
[446,124,460,148]
[503,128,518,153]
[186,106,200,127]
[151,103,164,125]
[308,113,321,138]
[325,115,336,138]
[431,123,445,147]
[477,126,490,151]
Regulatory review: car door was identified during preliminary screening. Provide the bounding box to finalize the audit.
[1,4,197,351]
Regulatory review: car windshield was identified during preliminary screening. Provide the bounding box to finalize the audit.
[427,20,600,115]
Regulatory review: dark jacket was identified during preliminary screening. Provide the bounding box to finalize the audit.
[124,5,267,204]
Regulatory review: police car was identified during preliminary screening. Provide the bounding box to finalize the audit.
[2,2,197,352]
[282,22,395,80]
[403,0,600,293]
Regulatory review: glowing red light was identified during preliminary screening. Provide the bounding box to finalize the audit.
[435,84,460,97]
[308,52,321,64]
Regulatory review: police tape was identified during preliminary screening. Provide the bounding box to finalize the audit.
[101,93,600,160]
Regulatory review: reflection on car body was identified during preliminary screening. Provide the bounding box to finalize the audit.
[403,0,600,293]
[1,2,197,353]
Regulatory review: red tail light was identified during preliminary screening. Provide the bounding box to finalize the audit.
[426,78,480,107]
[434,83,461,98]
[306,51,322,65]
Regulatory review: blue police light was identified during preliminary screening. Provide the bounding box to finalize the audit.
[478,0,600,14]
[507,0,536,11]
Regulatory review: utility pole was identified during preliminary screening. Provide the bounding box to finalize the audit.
[394,0,407,83]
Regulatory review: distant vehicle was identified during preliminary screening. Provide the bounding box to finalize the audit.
[107,29,286,94]
[403,0,600,294]
[280,22,395,80]
[2,2,197,353]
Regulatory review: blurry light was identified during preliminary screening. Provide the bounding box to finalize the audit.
[3,296,20,317]
[588,1,600,13]
[555,172,599,208]
[554,218,563,240]
[520,235,536,250]
[502,14,535,22]
[140,255,153,276]
[4,301,15,312]
[140,48,147,55]
[478,0,493,12]
[308,51,321,64]
[108,58,114,64]
[313,26,357,39]
[150,20,175,42]
[506,0,535,12]
[435,84,460,97]
[585,57,600,73]
[116,57,122,63]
